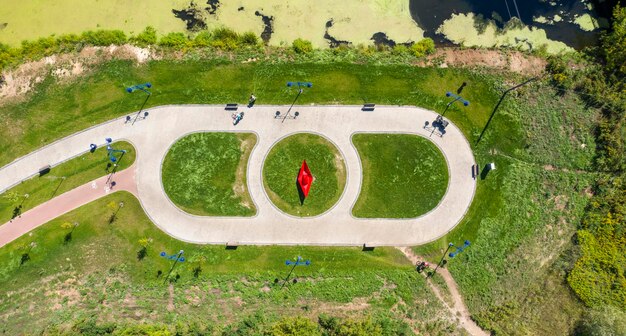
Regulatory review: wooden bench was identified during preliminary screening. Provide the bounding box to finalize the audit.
[225,103,238,111]
[362,243,375,251]
[361,103,375,111]
[226,242,239,250]
[38,165,51,176]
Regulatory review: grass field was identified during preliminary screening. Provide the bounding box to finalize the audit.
[0,192,463,334]
[0,141,135,225]
[162,132,256,217]
[352,134,448,218]
[0,57,603,334]
[263,133,346,217]
[0,60,505,168]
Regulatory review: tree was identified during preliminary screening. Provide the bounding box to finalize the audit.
[602,4,626,89]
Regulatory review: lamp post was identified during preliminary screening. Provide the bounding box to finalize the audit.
[430,243,454,277]
[281,256,311,289]
[126,82,152,125]
[280,81,312,123]
[476,76,541,144]
[442,91,469,117]
[105,138,127,165]
[161,250,185,284]
[449,240,471,258]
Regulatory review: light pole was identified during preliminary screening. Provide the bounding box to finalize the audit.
[449,240,471,258]
[126,82,152,125]
[442,91,469,117]
[280,81,312,123]
[476,76,541,144]
[430,243,454,277]
[161,250,185,284]
[281,256,311,289]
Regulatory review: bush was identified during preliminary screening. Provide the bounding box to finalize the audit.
[158,32,189,48]
[210,27,240,50]
[193,31,212,47]
[411,38,435,57]
[81,30,127,46]
[269,317,321,336]
[391,44,409,55]
[292,38,313,54]
[239,32,260,46]
[575,306,626,336]
[131,26,157,47]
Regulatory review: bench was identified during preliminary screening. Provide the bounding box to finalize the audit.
[226,242,239,250]
[362,244,375,251]
[361,103,375,111]
[472,164,479,179]
[225,103,238,111]
[38,165,51,176]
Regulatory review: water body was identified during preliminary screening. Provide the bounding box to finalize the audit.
[409,0,609,49]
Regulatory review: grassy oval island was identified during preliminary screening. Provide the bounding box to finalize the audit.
[263,133,346,217]
[161,132,257,216]
[352,134,449,218]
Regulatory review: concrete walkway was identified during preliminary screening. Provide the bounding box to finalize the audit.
[0,105,476,246]
[0,166,137,248]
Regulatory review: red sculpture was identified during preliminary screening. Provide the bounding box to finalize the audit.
[297,160,313,197]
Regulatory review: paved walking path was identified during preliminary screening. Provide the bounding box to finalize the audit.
[0,105,476,246]
[0,166,137,248]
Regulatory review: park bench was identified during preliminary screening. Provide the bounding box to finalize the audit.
[361,103,375,111]
[225,103,238,111]
[362,243,375,251]
[38,164,51,176]
[226,241,239,250]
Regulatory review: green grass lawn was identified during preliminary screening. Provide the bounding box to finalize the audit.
[0,141,135,224]
[0,57,604,335]
[0,60,507,168]
[263,133,346,217]
[0,191,459,334]
[352,134,448,218]
[162,132,256,217]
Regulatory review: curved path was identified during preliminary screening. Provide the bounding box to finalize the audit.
[0,105,475,246]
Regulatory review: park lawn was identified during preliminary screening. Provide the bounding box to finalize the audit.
[0,191,460,334]
[351,133,449,218]
[162,132,257,217]
[412,83,599,335]
[0,141,135,224]
[0,57,603,334]
[0,60,508,168]
[263,133,346,217]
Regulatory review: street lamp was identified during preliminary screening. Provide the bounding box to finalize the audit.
[442,91,469,117]
[161,250,185,284]
[281,256,311,289]
[279,81,312,123]
[430,240,471,277]
[105,138,127,165]
[430,243,454,277]
[126,82,152,125]
[449,240,471,258]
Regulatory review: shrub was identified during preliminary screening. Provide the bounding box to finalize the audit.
[269,317,321,336]
[81,30,127,46]
[158,32,189,48]
[210,27,240,50]
[411,38,435,57]
[20,36,58,59]
[391,44,409,55]
[239,32,260,46]
[131,26,157,47]
[193,31,212,47]
[292,38,313,54]
[575,306,626,336]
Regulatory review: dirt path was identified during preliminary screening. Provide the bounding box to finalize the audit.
[397,247,489,336]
